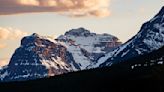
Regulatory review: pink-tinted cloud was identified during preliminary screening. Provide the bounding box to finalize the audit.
[0,43,6,49]
[0,27,27,67]
[0,58,9,67]
[0,27,28,40]
[0,27,28,50]
[0,0,111,18]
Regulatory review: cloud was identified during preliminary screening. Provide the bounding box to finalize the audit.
[0,0,111,18]
[0,27,28,40]
[89,9,110,18]
[0,58,9,67]
[0,43,7,49]
[0,27,27,67]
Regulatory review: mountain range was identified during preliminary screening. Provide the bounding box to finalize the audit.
[0,45,164,92]
[0,28,121,82]
[0,6,164,82]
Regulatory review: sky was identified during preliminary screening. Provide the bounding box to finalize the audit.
[0,0,164,66]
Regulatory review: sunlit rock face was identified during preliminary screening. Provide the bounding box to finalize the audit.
[0,33,74,82]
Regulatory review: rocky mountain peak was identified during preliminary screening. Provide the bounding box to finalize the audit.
[157,6,164,16]
[0,33,75,82]
[135,6,164,50]
[65,27,94,37]
[32,33,40,37]
[21,33,41,47]
[56,28,122,70]
[97,6,164,67]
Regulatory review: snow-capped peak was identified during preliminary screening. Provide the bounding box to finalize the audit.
[1,33,75,82]
[97,6,164,67]
[64,27,93,37]
[32,33,40,37]
[57,28,122,70]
